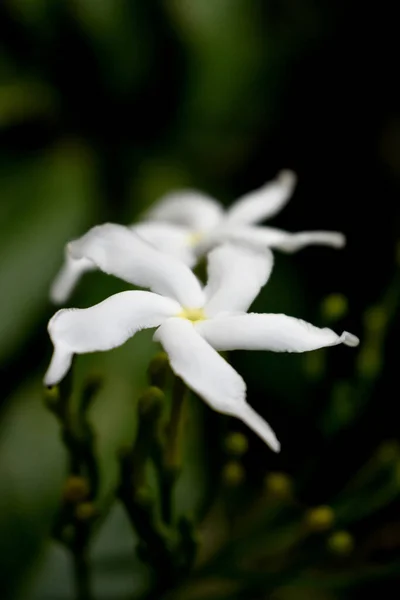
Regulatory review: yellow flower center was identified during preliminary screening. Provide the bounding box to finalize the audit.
[178,307,206,322]
[187,231,204,246]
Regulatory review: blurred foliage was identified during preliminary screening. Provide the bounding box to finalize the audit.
[1,0,399,599]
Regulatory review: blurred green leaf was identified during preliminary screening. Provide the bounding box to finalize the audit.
[68,0,152,93]
[0,79,57,128]
[0,142,97,363]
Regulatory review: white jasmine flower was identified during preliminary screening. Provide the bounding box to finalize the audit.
[44,225,359,452]
[50,170,345,304]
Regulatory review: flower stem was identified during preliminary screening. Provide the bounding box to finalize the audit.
[72,547,92,600]
[44,375,100,600]
[161,376,188,525]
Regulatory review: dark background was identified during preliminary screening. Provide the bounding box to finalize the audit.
[1,1,399,599]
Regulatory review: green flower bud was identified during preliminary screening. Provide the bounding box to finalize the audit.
[147,352,170,388]
[224,432,249,456]
[327,530,354,555]
[222,460,245,486]
[357,347,382,378]
[138,387,165,419]
[364,306,387,332]
[321,294,348,321]
[63,476,90,503]
[265,472,293,500]
[304,506,334,531]
[75,502,97,521]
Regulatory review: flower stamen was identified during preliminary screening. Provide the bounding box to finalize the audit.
[178,307,206,323]
[187,231,204,247]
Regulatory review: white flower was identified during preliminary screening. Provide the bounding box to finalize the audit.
[50,170,345,304]
[44,225,359,452]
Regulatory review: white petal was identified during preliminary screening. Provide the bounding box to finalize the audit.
[207,225,345,253]
[204,244,274,317]
[145,190,224,231]
[44,291,181,386]
[196,313,360,351]
[154,318,280,451]
[132,222,197,267]
[50,254,95,304]
[68,223,205,307]
[225,170,296,225]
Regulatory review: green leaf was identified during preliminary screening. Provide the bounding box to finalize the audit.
[0,142,97,363]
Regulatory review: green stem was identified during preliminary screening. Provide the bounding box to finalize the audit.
[45,377,99,600]
[119,455,177,595]
[161,377,188,525]
[72,547,92,600]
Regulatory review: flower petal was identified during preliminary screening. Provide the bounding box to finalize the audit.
[154,318,280,451]
[204,244,274,317]
[132,222,196,266]
[50,253,95,304]
[206,225,345,253]
[68,223,205,307]
[196,313,360,351]
[44,291,181,386]
[145,190,224,231]
[225,170,296,225]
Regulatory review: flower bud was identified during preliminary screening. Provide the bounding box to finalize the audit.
[224,432,248,457]
[304,506,334,532]
[356,347,382,378]
[327,530,354,555]
[321,294,348,322]
[222,460,245,486]
[75,502,97,521]
[265,472,293,500]
[147,352,170,388]
[63,476,90,503]
[138,387,165,419]
[364,306,387,332]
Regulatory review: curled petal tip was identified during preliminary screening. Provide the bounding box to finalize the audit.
[277,169,297,189]
[239,404,281,453]
[271,439,281,453]
[49,287,66,305]
[332,233,346,248]
[67,240,81,259]
[342,331,360,347]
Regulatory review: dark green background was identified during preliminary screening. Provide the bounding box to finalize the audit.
[1,1,399,599]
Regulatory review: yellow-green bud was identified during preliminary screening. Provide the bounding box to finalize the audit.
[321,294,348,321]
[265,472,293,500]
[304,506,334,531]
[364,306,387,332]
[147,352,170,388]
[75,502,97,521]
[356,347,382,378]
[63,476,90,503]
[327,530,354,555]
[377,440,400,464]
[222,460,245,486]
[138,387,164,418]
[224,432,249,457]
